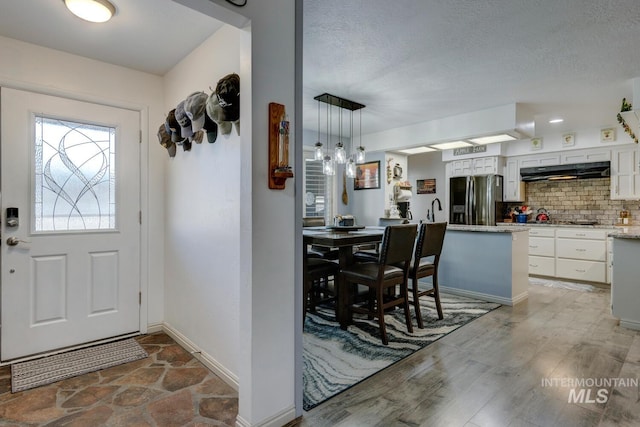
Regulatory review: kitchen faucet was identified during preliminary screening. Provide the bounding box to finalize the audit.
[429,197,442,222]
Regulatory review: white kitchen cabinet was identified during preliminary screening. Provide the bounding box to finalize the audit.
[519,154,561,169]
[504,158,525,201]
[526,227,613,283]
[560,149,610,165]
[555,228,607,283]
[528,228,555,276]
[448,156,503,177]
[610,146,640,200]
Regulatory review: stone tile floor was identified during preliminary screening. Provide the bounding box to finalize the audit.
[0,333,238,426]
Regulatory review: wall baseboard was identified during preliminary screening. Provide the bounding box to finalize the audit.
[235,406,296,427]
[160,322,239,391]
[440,286,526,306]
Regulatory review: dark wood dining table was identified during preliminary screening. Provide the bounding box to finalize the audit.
[303,226,384,328]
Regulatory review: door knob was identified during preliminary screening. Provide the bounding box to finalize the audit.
[6,237,29,246]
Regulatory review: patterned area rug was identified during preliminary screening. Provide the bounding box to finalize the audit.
[303,292,500,411]
[11,338,148,393]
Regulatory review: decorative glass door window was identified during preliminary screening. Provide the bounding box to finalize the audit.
[34,115,116,231]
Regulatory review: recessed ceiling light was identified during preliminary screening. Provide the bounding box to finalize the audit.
[430,141,472,150]
[468,134,518,144]
[548,118,564,124]
[64,0,116,23]
[397,146,437,154]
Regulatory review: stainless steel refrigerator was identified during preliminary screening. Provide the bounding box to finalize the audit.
[449,174,503,225]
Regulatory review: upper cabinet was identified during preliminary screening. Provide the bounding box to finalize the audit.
[560,149,610,164]
[610,146,640,200]
[504,158,524,201]
[518,154,561,168]
[448,156,502,177]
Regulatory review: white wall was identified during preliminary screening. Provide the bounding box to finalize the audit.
[173,1,299,426]
[408,152,447,223]
[0,35,166,329]
[162,25,242,384]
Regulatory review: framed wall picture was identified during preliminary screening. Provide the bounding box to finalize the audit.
[561,133,575,147]
[416,178,436,194]
[601,128,616,142]
[354,160,381,190]
[530,137,543,151]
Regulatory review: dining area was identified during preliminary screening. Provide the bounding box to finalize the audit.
[302,218,448,344]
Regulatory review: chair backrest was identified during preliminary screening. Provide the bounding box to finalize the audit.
[303,217,325,227]
[415,222,447,260]
[379,224,418,267]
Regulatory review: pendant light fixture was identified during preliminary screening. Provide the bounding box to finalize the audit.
[313,99,324,160]
[322,102,335,175]
[334,105,347,164]
[356,109,366,164]
[314,93,365,176]
[345,109,357,178]
[64,0,116,23]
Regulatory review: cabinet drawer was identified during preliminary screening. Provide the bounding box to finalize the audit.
[556,259,605,282]
[529,228,555,237]
[556,229,606,240]
[529,255,555,276]
[529,237,555,256]
[557,239,605,261]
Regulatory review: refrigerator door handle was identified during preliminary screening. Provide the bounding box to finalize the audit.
[467,177,473,225]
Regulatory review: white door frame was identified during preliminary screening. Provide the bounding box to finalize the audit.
[0,82,151,355]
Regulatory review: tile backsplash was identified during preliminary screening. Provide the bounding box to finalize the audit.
[523,177,635,225]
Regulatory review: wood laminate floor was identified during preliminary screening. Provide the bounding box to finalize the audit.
[299,282,640,427]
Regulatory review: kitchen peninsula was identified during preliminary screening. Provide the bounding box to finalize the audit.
[609,227,640,331]
[440,225,529,306]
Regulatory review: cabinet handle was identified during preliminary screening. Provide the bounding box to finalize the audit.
[575,269,586,273]
[530,245,538,248]
[529,264,538,268]
[575,233,586,237]
[575,248,586,252]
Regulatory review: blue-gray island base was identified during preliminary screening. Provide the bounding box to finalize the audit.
[439,225,529,306]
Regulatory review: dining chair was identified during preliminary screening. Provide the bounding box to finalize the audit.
[303,217,339,260]
[340,224,418,345]
[408,222,447,328]
[304,258,340,324]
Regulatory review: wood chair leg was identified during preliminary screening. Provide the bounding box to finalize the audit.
[433,273,443,320]
[401,280,413,333]
[412,278,425,329]
[376,287,388,345]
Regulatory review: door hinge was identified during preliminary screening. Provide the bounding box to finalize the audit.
[139,211,142,224]
[139,130,142,144]
[139,292,142,305]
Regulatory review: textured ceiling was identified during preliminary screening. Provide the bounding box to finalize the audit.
[303,0,640,141]
[1,1,639,146]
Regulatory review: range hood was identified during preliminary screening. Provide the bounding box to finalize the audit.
[520,161,610,182]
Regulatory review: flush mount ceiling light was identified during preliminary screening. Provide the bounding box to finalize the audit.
[430,141,472,150]
[549,118,564,124]
[397,146,437,154]
[468,134,518,144]
[64,0,116,23]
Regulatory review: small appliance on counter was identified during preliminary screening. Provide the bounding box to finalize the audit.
[535,208,550,223]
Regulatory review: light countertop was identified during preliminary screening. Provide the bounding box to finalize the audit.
[447,224,529,233]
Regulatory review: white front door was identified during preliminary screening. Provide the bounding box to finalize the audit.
[1,88,141,361]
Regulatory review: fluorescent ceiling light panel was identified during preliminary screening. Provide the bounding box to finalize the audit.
[468,134,517,144]
[430,141,472,150]
[548,118,564,124]
[398,146,437,154]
